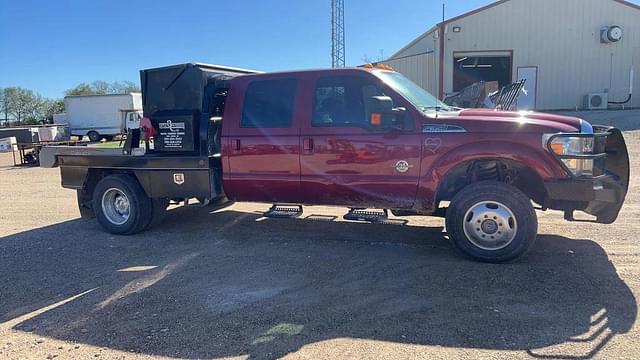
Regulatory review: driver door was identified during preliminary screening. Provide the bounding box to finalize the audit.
[299,73,422,209]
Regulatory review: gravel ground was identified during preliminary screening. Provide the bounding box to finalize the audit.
[0,132,639,360]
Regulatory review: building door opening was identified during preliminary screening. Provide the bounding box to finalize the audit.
[517,66,538,110]
[453,55,512,92]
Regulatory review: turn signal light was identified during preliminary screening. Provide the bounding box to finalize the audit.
[377,64,394,71]
[550,143,565,155]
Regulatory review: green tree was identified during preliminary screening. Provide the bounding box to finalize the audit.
[44,99,65,122]
[65,80,140,96]
[4,87,36,125]
[0,88,7,125]
[91,80,110,95]
[64,83,94,96]
[0,87,63,125]
[23,94,48,124]
[111,81,140,94]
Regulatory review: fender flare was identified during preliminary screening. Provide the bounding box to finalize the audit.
[415,140,566,211]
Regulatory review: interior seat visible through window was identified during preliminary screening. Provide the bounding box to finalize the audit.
[313,76,385,128]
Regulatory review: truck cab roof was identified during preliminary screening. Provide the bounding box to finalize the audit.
[232,66,393,79]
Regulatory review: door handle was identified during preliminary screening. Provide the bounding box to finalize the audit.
[303,138,314,155]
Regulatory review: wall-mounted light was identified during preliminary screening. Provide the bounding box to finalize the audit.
[452,26,462,33]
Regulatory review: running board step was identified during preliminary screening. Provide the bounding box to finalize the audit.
[343,209,388,223]
[264,204,303,219]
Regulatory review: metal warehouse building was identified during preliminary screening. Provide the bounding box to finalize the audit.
[385,0,640,110]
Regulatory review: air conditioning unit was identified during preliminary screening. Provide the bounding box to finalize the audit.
[584,93,608,110]
[601,25,623,44]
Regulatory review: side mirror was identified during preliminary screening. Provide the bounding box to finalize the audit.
[366,96,408,130]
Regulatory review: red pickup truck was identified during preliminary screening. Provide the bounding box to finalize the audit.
[41,63,630,263]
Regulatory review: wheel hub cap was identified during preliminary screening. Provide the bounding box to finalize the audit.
[481,219,498,234]
[101,188,131,225]
[463,201,518,251]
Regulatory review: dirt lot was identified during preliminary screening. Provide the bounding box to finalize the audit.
[0,132,639,360]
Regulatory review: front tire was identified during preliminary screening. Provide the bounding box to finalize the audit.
[93,174,152,235]
[445,181,537,263]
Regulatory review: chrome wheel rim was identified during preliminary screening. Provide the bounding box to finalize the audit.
[101,188,130,225]
[463,201,517,251]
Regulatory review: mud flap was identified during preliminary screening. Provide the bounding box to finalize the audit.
[585,127,630,224]
[76,189,95,219]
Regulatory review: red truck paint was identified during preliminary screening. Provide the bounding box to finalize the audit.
[221,68,575,212]
[44,63,629,262]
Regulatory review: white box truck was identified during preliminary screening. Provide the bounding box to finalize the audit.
[63,93,143,142]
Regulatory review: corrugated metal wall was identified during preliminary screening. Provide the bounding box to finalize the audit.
[391,0,640,110]
[384,52,439,95]
[389,28,441,97]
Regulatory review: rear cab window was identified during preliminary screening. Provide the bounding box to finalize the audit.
[241,79,297,128]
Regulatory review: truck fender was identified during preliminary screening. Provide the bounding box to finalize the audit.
[415,140,565,211]
[133,170,153,198]
[60,166,90,190]
[65,168,153,208]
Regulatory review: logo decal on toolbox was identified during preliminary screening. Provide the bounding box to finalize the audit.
[173,173,185,185]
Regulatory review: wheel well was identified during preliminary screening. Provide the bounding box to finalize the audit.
[78,169,139,215]
[85,169,137,190]
[436,159,547,207]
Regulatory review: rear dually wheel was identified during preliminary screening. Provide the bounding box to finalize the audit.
[92,174,152,235]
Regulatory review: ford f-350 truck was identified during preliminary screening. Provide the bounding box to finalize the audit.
[41,63,630,263]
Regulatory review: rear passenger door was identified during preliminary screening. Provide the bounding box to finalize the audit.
[222,77,301,203]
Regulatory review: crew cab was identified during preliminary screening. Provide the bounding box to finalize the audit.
[41,63,630,263]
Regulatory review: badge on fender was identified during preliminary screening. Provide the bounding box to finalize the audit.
[394,160,413,173]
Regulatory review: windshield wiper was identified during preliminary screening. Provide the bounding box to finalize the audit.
[420,106,451,112]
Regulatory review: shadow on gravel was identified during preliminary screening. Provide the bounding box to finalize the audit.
[0,207,636,359]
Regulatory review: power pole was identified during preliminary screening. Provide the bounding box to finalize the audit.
[331,0,345,68]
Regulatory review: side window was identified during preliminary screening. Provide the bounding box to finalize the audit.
[313,76,384,127]
[241,79,297,128]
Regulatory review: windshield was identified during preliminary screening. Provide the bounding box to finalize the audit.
[374,71,452,112]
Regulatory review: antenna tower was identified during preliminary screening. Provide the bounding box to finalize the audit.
[331,0,345,68]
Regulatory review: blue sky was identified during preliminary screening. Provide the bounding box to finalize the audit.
[2,0,505,98]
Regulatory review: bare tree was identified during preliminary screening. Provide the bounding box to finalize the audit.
[362,49,387,64]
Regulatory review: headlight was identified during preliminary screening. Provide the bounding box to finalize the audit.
[543,136,594,155]
[543,135,595,177]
